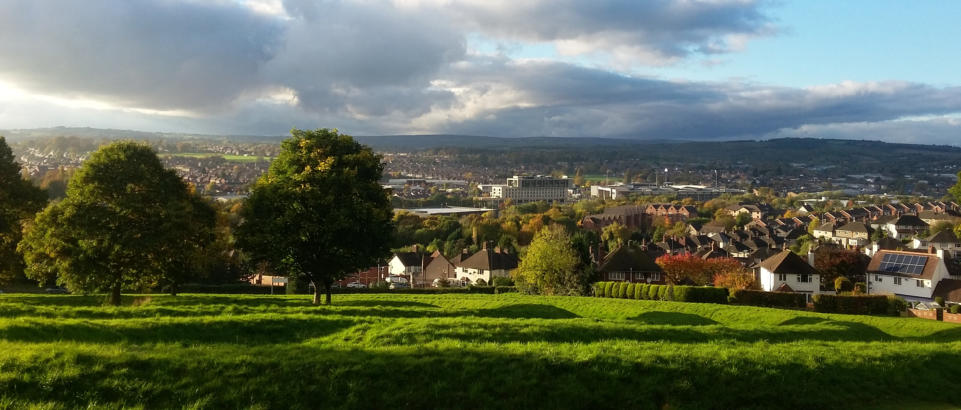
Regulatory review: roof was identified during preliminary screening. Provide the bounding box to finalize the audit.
[759,250,817,276]
[837,221,870,234]
[814,222,835,233]
[393,252,425,267]
[774,283,795,293]
[926,230,959,244]
[866,250,938,279]
[890,215,928,227]
[601,205,646,216]
[598,245,663,273]
[932,279,961,303]
[458,247,518,271]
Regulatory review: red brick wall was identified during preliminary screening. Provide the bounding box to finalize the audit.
[907,309,939,320]
[943,312,961,324]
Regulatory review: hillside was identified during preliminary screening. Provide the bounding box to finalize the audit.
[1,293,959,409]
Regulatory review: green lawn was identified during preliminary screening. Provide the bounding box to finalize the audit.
[165,152,270,163]
[1,293,959,409]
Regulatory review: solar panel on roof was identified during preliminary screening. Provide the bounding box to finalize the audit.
[879,253,928,275]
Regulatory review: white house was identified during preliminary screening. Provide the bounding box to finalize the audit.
[883,215,928,240]
[388,250,426,277]
[454,246,518,285]
[758,250,820,301]
[866,249,961,301]
[912,230,961,257]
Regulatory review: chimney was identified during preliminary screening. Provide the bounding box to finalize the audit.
[929,246,937,255]
[807,249,815,267]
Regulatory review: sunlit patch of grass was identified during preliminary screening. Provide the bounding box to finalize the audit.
[0,293,959,409]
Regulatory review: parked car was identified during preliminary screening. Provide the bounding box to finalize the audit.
[346,282,367,289]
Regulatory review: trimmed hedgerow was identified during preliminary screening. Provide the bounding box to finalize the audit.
[657,285,670,301]
[626,283,635,300]
[813,294,890,315]
[634,284,645,300]
[603,282,614,298]
[730,289,806,309]
[648,285,660,300]
[672,286,729,304]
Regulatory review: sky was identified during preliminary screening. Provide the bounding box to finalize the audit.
[1,0,960,144]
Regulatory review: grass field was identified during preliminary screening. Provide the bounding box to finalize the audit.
[165,152,270,163]
[1,293,960,409]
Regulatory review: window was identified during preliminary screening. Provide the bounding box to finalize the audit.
[874,275,882,282]
[894,277,902,285]
[609,272,625,281]
[650,272,661,282]
[798,274,812,283]
[916,279,924,288]
[777,273,787,281]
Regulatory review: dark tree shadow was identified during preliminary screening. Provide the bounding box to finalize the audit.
[474,304,581,319]
[779,317,831,326]
[632,311,719,326]
[337,300,439,309]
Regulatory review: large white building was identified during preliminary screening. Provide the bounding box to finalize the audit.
[490,175,572,203]
[758,250,821,301]
[866,249,961,301]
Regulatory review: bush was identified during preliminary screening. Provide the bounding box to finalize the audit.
[648,284,660,300]
[626,283,635,300]
[812,294,890,315]
[475,279,488,286]
[730,289,806,309]
[435,278,451,288]
[853,282,866,295]
[935,296,945,306]
[494,286,517,294]
[603,282,614,298]
[673,286,729,304]
[950,305,959,314]
[657,285,670,301]
[834,276,853,293]
[888,295,908,316]
[635,284,646,300]
[615,282,625,298]
[492,276,515,287]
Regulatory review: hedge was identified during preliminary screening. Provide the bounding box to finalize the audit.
[494,286,518,294]
[635,284,646,300]
[730,289,806,309]
[812,294,891,315]
[626,283,635,300]
[672,286,729,304]
[603,282,614,298]
[179,283,284,294]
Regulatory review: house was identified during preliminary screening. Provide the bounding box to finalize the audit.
[758,250,820,300]
[883,215,929,240]
[581,205,650,231]
[833,221,873,249]
[912,230,961,257]
[388,248,427,278]
[454,245,518,285]
[423,250,458,285]
[866,249,961,302]
[728,204,764,220]
[865,237,906,257]
[797,204,816,215]
[597,244,665,283]
[812,222,835,241]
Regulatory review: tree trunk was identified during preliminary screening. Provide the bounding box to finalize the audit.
[110,282,122,306]
[324,281,332,305]
[169,282,178,297]
[311,279,321,305]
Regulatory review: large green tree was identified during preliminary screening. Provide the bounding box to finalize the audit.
[18,142,214,305]
[236,129,393,305]
[513,226,586,295]
[0,136,46,287]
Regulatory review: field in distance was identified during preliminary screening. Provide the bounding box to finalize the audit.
[1,293,959,409]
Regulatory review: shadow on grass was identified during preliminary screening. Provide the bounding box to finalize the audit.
[2,341,960,409]
[337,300,440,309]
[0,316,355,345]
[474,304,580,319]
[632,312,718,326]
[779,317,831,326]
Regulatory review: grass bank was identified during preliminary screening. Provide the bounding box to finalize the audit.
[0,293,959,409]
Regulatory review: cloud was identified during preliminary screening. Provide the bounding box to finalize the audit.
[0,0,960,145]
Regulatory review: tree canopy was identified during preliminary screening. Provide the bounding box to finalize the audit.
[236,129,393,305]
[513,226,587,295]
[17,142,214,304]
[0,136,47,286]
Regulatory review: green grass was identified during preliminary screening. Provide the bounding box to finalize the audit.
[165,152,270,163]
[1,293,959,409]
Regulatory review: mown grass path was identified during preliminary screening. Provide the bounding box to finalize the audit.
[1,293,959,409]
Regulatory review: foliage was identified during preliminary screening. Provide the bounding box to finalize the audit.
[935,296,945,306]
[671,286,729,304]
[815,248,868,290]
[236,129,393,305]
[491,276,514,287]
[730,289,806,308]
[928,221,954,236]
[17,142,213,305]
[513,226,587,296]
[949,170,961,204]
[812,294,891,315]
[0,136,47,287]
[712,270,756,290]
[835,276,854,293]
[950,305,959,314]
[655,254,744,286]
[601,221,630,250]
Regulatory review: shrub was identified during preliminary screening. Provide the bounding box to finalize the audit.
[492,276,515,287]
[950,305,959,314]
[475,279,488,286]
[592,282,604,297]
[603,282,614,298]
[935,296,945,306]
[466,285,495,294]
[673,286,729,304]
[648,284,660,300]
[639,284,650,300]
[834,276,853,292]
[494,286,517,294]
[887,295,908,316]
[633,283,643,300]
[657,285,670,301]
[853,282,866,295]
[730,289,806,309]
[813,294,889,315]
[626,283,635,300]
[435,278,451,288]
